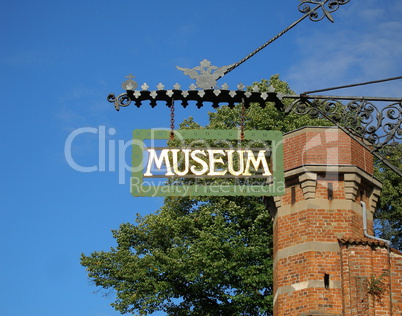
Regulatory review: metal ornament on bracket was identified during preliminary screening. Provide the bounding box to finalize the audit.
[285,95,402,177]
[176,59,233,90]
[299,0,350,23]
[287,98,402,150]
[107,59,284,111]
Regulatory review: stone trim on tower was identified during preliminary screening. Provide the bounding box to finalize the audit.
[299,172,317,200]
[270,126,399,316]
[344,173,361,201]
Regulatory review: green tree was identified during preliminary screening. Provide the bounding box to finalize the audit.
[374,145,402,249]
[81,75,400,315]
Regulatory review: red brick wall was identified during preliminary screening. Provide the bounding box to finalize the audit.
[390,252,402,313]
[273,127,401,316]
[282,127,374,174]
[275,209,364,250]
[339,242,394,315]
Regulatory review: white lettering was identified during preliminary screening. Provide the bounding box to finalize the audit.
[143,148,272,177]
[190,150,209,175]
[226,150,245,176]
[243,150,271,176]
[207,150,227,176]
[171,149,191,176]
[144,149,174,176]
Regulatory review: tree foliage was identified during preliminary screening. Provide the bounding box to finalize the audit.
[81,75,401,315]
[82,196,273,315]
[374,146,402,249]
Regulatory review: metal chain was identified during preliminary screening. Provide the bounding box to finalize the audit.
[170,100,175,140]
[240,99,246,141]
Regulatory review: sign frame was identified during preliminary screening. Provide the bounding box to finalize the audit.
[131,129,284,197]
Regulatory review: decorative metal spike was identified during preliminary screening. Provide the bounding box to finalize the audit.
[229,91,237,98]
[181,91,189,98]
[268,85,275,93]
[177,59,233,90]
[166,90,174,98]
[237,83,245,91]
[173,83,181,90]
[189,83,197,90]
[221,83,229,90]
[198,90,205,97]
[213,89,221,96]
[299,0,350,23]
[121,74,138,91]
[141,83,149,91]
[150,91,158,99]
[252,85,260,92]
[245,91,252,98]
[156,83,165,90]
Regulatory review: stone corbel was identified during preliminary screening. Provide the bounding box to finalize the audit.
[299,172,317,200]
[369,187,381,213]
[274,196,282,208]
[344,173,361,201]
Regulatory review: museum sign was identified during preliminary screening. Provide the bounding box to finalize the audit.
[131,129,284,197]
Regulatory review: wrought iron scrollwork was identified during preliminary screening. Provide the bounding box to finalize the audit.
[299,0,350,22]
[288,98,402,151]
[287,96,402,176]
[107,93,132,111]
[107,87,285,111]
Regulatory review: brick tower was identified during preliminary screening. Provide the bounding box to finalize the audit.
[270,127,402,315]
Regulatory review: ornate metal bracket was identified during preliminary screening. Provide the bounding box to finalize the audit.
[107,59,401,155]
[107,69,401,177]
[286,96,402,151]
[105,0,401,177]
[285,95,402,176]
[299,0,350,23]
[108,87,284,111]
[107,63,285,111]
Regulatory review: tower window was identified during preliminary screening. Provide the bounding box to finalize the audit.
[324,273,330,289]
[291,186,296,204]
[327,183,333,200]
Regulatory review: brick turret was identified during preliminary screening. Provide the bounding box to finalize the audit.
[270,127,402,315]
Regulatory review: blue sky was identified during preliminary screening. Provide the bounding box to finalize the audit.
[1,1,402,315]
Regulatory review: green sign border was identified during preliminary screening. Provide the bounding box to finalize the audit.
[131,129,284,197]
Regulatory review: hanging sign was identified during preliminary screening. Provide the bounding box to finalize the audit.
[131,129,284,197]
